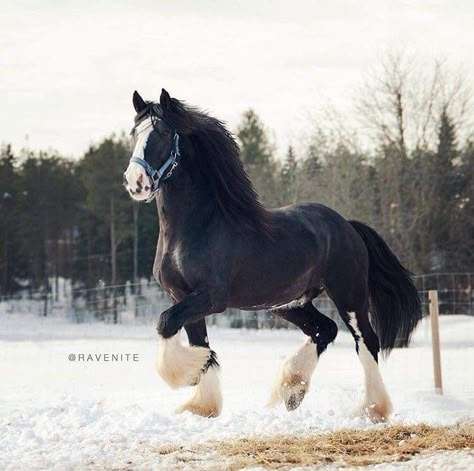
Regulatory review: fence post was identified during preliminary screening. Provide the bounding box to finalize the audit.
[428,290,443,394]
[469,273,472,317]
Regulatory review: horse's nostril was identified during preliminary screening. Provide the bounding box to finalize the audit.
[136,188,141,194]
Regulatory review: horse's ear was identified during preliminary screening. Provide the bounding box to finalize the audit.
[160,88,172,109]
[133,91,147,113]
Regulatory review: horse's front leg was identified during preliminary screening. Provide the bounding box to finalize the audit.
[171,319,223,417]
[156,291,226,417]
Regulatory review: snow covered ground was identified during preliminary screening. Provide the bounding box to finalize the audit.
[0,313,473,469]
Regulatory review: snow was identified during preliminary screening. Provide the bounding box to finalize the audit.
[367,451,474,470]
[0,313,473,469]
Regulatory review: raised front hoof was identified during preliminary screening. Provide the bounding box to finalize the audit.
[156,335,210,389]
[175,367,223,418]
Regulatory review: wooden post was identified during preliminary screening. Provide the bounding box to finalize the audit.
[429,290,443,394]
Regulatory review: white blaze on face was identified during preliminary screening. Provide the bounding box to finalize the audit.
[124,117,154,201]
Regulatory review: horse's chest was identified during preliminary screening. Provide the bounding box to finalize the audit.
[154,247,190,297]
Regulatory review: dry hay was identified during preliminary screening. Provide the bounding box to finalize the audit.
[155,422,474,469]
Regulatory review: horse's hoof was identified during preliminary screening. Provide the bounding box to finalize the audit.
[360,405,391,423]
[285,387,307,411]
[176,401,220,418]
[269,372,309,411]
[268,375,310,411]
[358,396,393,423]
[268,340,317,410]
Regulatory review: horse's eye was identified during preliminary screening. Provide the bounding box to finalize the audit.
[163,130,170,136]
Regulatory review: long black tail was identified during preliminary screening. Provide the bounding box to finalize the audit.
[350,220,422,354]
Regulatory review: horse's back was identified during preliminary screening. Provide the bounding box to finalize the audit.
[270,202,369,283]
[270,202,363,248]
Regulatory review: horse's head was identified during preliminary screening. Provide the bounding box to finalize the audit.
[123,89,179,202]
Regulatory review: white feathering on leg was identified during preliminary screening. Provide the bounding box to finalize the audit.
[156,333,210,389]
[268,339,318,410]
[176,366,223,418]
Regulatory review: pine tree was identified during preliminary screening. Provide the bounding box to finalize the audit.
[17,152,81,293]
[437,108,457,164]
[303,142,322,179]
[280,145,298,205]
[78,136,133,289]
[432,109,460,266]
[236,110,278,206]
[0,145,20,294]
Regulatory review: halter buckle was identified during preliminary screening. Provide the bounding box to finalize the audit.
[165,160,178,179]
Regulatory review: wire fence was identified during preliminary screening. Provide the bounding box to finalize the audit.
[415,273,473,317]
[0,273,472,328]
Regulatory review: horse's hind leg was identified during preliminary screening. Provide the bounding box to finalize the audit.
[333,298,392,422]
[175,319,222,418]
[269,302,338,411]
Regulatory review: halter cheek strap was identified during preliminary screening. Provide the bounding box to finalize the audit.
[129,132,180,203]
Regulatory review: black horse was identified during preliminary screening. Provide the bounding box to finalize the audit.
[123,89,422,420]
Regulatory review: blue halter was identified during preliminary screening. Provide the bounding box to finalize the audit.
[130,131,180,203]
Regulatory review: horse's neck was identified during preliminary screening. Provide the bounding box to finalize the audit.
[156,161,214,239]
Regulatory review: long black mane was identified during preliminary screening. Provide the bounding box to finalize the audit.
[157,98,270,235]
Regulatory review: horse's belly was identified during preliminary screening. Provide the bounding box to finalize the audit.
[228,266,317,310]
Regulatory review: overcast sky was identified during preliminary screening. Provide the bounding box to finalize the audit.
[1,0,473,158]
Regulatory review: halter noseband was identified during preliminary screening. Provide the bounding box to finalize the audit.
[129,105,181,203]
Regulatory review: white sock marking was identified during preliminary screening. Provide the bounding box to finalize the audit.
[348,312,392,421]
